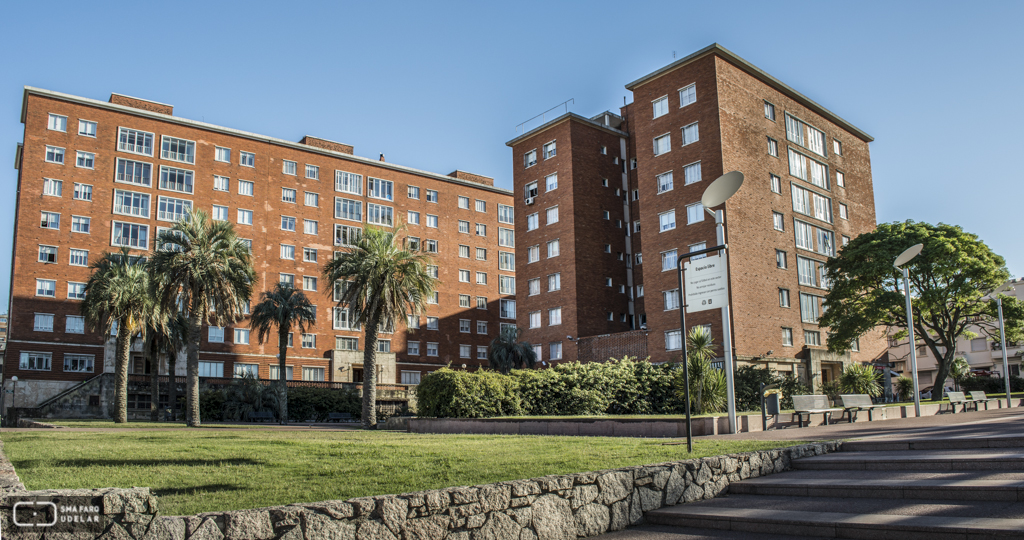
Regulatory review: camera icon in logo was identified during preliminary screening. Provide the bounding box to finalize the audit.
[12,501,58,527]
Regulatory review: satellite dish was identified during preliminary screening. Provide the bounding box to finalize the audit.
[702,171,744,208]
[894,243,924,268]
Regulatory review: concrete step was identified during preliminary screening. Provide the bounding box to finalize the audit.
[730,470,1024,501]
[792,449,1024,470]
[646,495,1024,539]
[842,435,1024,452]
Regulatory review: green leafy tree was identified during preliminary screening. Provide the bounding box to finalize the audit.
[820,221,1024,401]
[838,363,883,397]
[81,248,151,423]
[949,356,971,392]
[150,210,256,427]
[249,284,317,424]
[323,225,436,428]
[677,326,726,415]
[488,326,538,374]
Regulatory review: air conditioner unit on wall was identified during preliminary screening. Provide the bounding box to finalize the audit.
[525,197,535,205]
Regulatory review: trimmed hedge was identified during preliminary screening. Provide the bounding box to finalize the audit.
[416,357,685,418]
[960,375,1024,394]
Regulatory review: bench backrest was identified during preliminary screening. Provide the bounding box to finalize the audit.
[792,395,831,411]
[946,391,966,403]
[839,394,873,408]
[970,391,988,400]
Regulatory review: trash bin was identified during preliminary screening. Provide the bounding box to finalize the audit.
[765,393,780,416]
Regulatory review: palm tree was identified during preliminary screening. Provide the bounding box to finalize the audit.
[323,225,436,429]
[249,284,316,424]
[81,247,151,423]
[154,312,190,421]
[488,326,537,374]
[679,326,726,415]
[149,210,256,427]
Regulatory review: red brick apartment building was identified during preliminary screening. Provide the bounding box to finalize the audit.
[6,88,516,409]
[507,44,887,390]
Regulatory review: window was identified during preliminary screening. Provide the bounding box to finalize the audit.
[773,212,785,231]
[20,351,52,370]
[686,203,704,225]
[839,203,848,220]
[550,342,563,360]
[40,177,63,198]
[211,205,228,221]
[277,188,296,204]
[681,122,699,146]
[836,171,845,188]
[605,277,613,287]
[48,113,67,131]
[688,242,708,261]
[498,204,514,224]
[426,190,438,203]
[770,174,781,194]
[971,338,988,352]
[547,239,559,258]
[477,296,488,309]
[459,269,470,282]
[161,136,195,164]
[500,299,516,319]
[233,328,250,345]
[64,353,93,372]
[33,313,54,332]
[159,166,194,194]
[478,346,488,359]
[304,219,319,235]
[335,224,361,247]
[335,171,363,194]
[75,119,96,137]
[45,145,65,164]
[456,245,470,259]
[304,164,320,180]
[213,175,229,192]
[280,216,296,231]
[38,245,57,263]
[427,342,439,356]
[208,326,225,343]
[657,171,674,194]
[298,333,315,349]
[548,307,562,326]
[602,178,609,187]
[654,134,671,156]
[280,274,295,287]
[459,319,471,334]
[659,210,676,232]
[367,204,393,226]
[118,127,154,156]
[35,278,56,297]
[800,293,820,323]
[73,182,92,201]
[804,330,821,346]
[789,148,829,189]
[457,196,470,210]
[236,209,253,225]
[779,288,791,308]
[303,367,325,381]
[367,178,393,201]
[834,140,843,156]
[216,147,232,163]
[665,330,682,351]
[776,250,787,268]
[524,149,537,168]
[653,95,669,118]
[662,249,677,271]
[767,137,778,157]
[69,248,88,266]
[67,282,86,301]
[545,173,558,192]
[400,371,422,385]
[336,198,362,222]
[529,311,542,328]
[527,213,539,231]
[546,206,558,225]
[635,253,643,265]
[664,289,680,311]
[499,252,515,271]
[476,272,487,285]
[236,180,254,196]
[268,365,294,380]
[786,114,805,146]
[332,307,359,331]
[112,190,150,218]
[199,361,224,378]
[71,215,90,233]
[333,336,358,352]
[548,273,561,292]
[499,275,515,294]
[475,247,487,260]
[300,248,317,263]
[426,317,439,331]
[427,265,438,279]
[40,211,60,230]
[73,150,93,168]
[842,235,850,246]
[764,101,776,121]
[679,84,696,107]
[303,276,318,292]
[239,151,255,167]
[112,221,148,249]
[406,237,421,252]
[421,214,436,228]
[782,328,793,347]
[113,159,152,189]
[280,244,295,260]
[498,228,514,247]
[528,245,540,263]
[543,141,556,159]
[683,161,702,185]
[526,278,540,296]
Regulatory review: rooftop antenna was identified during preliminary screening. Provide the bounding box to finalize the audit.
[673,51,676,59]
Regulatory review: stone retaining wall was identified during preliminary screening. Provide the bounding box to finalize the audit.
[0,441,841,539]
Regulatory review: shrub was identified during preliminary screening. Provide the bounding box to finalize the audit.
[961,375,1024,394]
[287,386,360,422]
[895,376,915,401]
[820,380,841,403]
[223,374,279,421]
[777,374,811,410]
[416,368,522,418]
[734,366,775,412]
[839,363,882,397]
[199,386,225,421]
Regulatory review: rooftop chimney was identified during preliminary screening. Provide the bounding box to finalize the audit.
[109,93,173,115]
[379,153,385,162]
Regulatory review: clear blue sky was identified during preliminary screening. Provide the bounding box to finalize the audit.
[1,1,1021,309]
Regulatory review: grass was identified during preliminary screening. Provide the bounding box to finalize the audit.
[40,419,346,429]
[1,428,802,516]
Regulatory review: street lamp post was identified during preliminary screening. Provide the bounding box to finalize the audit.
[992,280,1016,408]
[894,244,924,417]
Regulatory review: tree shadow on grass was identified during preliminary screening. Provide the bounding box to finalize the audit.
[16,458,263,468]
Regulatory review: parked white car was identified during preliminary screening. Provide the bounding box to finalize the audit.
[920,386,954,400]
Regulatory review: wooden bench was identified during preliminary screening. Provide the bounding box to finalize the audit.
[839,394,885,422]
[247,411,276,422]
[945,391,982,413]
[969,391,998,410]
[328,412,353,422]
[792,395,843,428]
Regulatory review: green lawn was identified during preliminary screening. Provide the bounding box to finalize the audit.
[2,428,801,516]
[41,419,350,429]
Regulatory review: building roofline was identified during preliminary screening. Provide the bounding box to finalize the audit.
[624,43,874,143]
[21,87,513,195]
[505,112,629,147]
[109,92,174,108]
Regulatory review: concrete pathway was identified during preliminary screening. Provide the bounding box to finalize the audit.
[601,409,1024,539]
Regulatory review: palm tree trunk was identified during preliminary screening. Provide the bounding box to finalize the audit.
[186,308,202,427]
[148,333,159,422]
[362,316,379,429]
[167,354,177,421]
[278,326,289,425]
[114,320,131,424]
